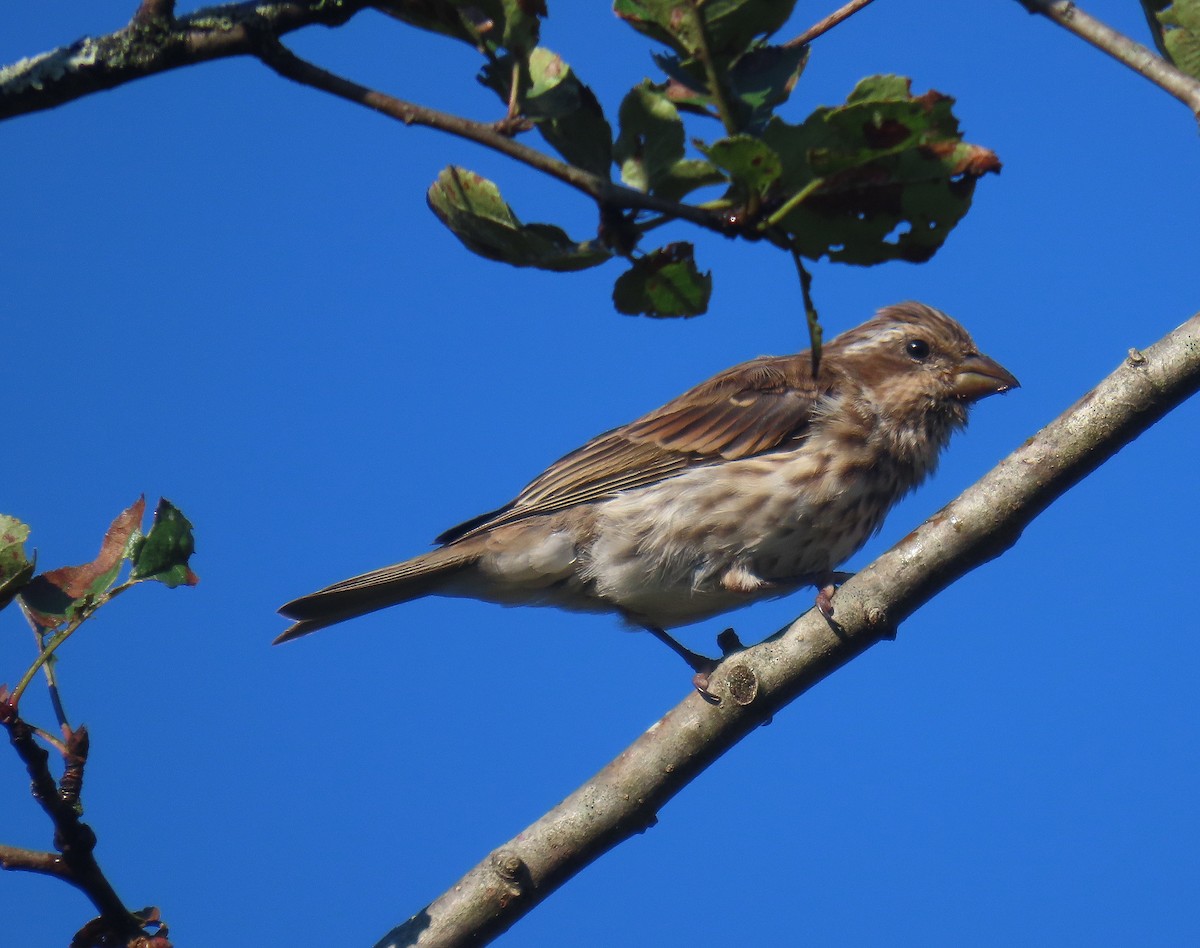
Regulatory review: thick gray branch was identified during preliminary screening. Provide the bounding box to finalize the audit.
[0,1,370,121]
[379,312,1200,946]
[1018,0,1200,120]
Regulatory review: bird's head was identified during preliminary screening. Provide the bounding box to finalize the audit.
[823,301,1019,462]
[832,300,1018,415]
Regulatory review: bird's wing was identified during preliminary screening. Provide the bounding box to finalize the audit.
[436,355,822,543]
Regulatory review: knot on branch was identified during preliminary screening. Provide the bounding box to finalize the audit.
[865,605,897,641]
[488,849,532,907]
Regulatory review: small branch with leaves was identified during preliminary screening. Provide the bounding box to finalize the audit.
[1,0,996,327]
[1,499,197,948]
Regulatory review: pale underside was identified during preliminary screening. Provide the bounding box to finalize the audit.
[438,413,938,628]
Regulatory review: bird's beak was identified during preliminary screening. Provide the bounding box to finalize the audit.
[953,352,1020,402]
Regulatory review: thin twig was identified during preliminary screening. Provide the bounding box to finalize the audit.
[254,38,733,234]
[785,0,880,48]
[21,602,72,731]
[377,312,1200,945]
[10,583,134,705]
[789,246,822,375]
[1018,0,1200,119]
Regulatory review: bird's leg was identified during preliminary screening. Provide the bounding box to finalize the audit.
[716,627,745,656]
[643,625,722,700]
[814,570,855,620]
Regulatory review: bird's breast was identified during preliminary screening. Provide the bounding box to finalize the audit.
[580,436,916,626]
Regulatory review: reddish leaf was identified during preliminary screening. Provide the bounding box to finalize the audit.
[19,498,145,629]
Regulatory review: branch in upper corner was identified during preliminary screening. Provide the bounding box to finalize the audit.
[378,310,1200,944]
[1018,0,1200,119]
[0,0,370,121]
[784,0,880,49]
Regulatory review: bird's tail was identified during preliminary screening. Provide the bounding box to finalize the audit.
[275,545,477,643]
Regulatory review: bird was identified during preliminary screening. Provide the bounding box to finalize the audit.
[278,302,1017,676]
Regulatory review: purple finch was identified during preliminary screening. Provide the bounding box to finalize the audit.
[278,302,1017,670]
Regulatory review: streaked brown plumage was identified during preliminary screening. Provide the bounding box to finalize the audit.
[278,303,1017,667]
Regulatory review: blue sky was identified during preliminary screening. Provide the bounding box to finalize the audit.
[3,2,1198,945]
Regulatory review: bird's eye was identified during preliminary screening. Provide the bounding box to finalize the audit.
[906,338,931,360]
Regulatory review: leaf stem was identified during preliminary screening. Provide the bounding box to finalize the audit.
[761,178,823,230]
[789,246,823,373]
[10,583,133,706]
[688,1,740,135]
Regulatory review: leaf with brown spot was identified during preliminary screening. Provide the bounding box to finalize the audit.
[761,74,1000,264]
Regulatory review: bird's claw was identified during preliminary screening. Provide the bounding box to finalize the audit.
[816,584,836,619]
[814,571,854,621]
[691,663,723,703]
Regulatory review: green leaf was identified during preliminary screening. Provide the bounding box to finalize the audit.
[376,1,482,48]
[845,74,914,103]
[0,515,34,611]
[19,499,147,630]
[614,82,685,191]
[378,0,544,55]
[727,42,809,131]
[761,75,1001,264]
[427,167,612,271]
[698,135,782,199]
[1142,1,1200,78]
[613,243,712,317]
[498,0,545,54]
[131,498,198,589]
[479,48,613,177]
[653,158,727,202]
[539,82,614,178]
[614,0,797,63]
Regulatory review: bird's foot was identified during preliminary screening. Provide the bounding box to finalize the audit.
[716,627,745,657]
[683,627,754,701]
[690,663,722,703]
[814,571,854,621]
[644,625,723,702]
[687,629,749,701]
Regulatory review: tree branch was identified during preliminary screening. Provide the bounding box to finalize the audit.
[254,39,735,234]
[1,712,148,943]
[0,0,370,121]
[1017,0,1200,119]
[377,312,1200,946]
[785,0,881,48]
[0,843,65,878]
